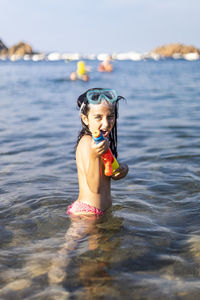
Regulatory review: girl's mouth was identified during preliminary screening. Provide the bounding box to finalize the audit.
[101,130,109,137]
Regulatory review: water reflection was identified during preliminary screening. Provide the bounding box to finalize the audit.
[48,210,123,298]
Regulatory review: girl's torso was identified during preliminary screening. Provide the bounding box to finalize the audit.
[76,135,112,211]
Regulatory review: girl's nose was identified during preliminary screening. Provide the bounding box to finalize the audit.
[102,117,109,129]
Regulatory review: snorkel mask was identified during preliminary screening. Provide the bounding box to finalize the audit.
[79,89,119,113]
[86,89,118,104]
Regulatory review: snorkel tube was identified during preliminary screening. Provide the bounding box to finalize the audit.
[92,130,119,176]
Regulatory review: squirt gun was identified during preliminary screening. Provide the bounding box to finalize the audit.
[92,130,119,176]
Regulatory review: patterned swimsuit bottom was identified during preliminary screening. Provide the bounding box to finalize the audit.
[67,200,104,216]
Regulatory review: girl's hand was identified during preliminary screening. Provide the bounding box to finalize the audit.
[111,163,129,180]
[90,139,109,158]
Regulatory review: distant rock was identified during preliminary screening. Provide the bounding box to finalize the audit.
[0,40,36,58]
[8,42,34,56]
[150,43,200,58]
[0,39,8,55]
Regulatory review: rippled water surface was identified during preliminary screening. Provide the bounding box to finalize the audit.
[1,59,200,299]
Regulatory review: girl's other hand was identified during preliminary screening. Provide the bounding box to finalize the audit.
[111,163,129,180]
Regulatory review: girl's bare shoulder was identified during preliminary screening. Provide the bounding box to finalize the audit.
[76,135,93,156]
[78,135,92,147]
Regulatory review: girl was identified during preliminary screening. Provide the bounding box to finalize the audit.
[67,88,128,216]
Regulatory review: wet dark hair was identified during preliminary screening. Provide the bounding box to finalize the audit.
[76,88,124,158]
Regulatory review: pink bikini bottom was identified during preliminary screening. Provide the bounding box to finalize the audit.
[67,201,104,216]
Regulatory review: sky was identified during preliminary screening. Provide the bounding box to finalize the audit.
[0,0,199,54]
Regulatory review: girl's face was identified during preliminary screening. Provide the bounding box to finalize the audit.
[81,101,116,138]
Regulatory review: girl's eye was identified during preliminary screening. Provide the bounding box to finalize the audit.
[108,115,115,119]
[95,116,101,120]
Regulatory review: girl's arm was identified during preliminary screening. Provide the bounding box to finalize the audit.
[78,135,109,193]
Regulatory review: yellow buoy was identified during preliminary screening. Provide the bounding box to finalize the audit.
[77,61,86,77]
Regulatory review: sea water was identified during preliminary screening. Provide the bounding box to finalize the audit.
[0,59,200,299]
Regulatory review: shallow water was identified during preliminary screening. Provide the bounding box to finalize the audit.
[0,59,200,299]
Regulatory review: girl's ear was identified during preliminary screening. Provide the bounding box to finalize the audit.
[81,114,89,126]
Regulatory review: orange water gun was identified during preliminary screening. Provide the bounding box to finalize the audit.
[92,130,119,176]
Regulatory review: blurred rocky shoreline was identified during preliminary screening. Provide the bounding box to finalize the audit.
[0,39,200,61]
